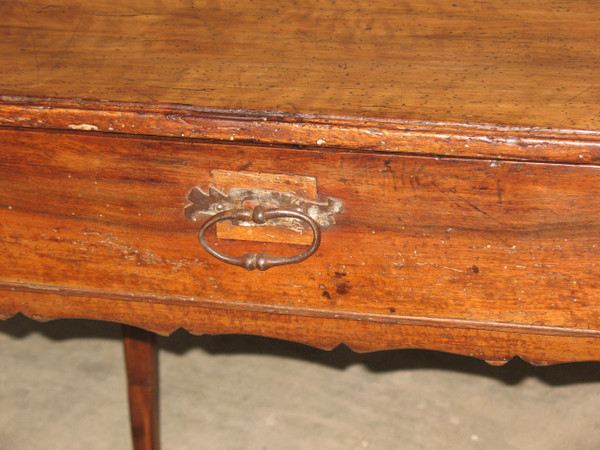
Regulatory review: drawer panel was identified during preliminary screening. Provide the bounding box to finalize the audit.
[1,128,600,333]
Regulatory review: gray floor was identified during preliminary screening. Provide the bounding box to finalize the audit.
[1,315,599,449]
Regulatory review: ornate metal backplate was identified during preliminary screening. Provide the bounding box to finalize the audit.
[184,171,343,245]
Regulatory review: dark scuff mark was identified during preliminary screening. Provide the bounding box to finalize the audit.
[335,283,350,294]
[496,179,503,207]
[382,159,393,173]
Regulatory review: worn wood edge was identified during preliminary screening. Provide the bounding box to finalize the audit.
[1,283,599,365]
[2,281,600,339]
[1,96,599,164]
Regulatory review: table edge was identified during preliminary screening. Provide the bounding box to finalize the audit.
[2,96,600,165]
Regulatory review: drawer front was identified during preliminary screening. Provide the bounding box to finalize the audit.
[1,129,600,349]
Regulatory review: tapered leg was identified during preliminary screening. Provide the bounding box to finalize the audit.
[122,325,160,450]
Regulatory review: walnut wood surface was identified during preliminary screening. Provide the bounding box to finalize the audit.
[123,325,160,450]
[2,4,600,448]
[2,128,600,363]
[2,98,600,165]
[1,0,599,131]
[2,287,600,365]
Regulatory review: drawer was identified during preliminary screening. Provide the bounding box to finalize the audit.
[1,128,600,362]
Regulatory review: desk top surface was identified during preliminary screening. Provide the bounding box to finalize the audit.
[1,0,599,131]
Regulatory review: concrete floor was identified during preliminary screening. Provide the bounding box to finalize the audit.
[1,315,599,449]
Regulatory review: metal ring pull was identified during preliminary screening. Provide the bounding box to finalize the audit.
[197,206,321,271]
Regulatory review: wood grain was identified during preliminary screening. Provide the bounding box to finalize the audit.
[1,0,598,130]
[2,128,600,363]
[2,286,600,365]
[2,98,600,165]
[2,3,600,446]
[123,325,160,450]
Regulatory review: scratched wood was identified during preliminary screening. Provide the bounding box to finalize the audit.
[3,99,600,165]
[2,288,600,365]
[0,0,598,131]
[2,128,600,365]
[2,3,600,447]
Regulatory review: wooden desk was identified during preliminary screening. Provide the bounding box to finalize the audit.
[1,1,599,448]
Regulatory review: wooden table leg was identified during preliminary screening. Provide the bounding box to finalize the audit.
[122,325,160,450]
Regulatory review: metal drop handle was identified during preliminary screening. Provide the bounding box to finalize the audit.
[197,206,321,271]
